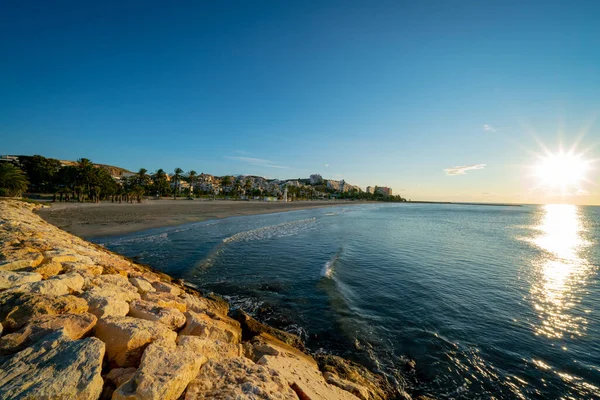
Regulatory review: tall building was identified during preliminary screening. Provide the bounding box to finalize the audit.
[366,186,374,194]
[375,186,392,196]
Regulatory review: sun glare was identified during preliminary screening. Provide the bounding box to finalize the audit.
[534,151,591,190]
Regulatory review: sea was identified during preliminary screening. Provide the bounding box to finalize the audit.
[94,203,600,399]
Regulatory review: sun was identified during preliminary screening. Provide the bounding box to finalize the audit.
[534,151,591,190]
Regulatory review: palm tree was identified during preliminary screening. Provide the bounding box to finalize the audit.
[151,169,169,197]
[172,167,184,199]
[134,168,150,202]
[76,158,95,201]
[187,170,197,197]
[0,163,29,197]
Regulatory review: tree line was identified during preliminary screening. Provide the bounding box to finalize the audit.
[0,154,408,202]
[0,155,197,202]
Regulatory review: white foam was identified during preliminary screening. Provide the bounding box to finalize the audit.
[222,218,317,244]
[321,247,343,278]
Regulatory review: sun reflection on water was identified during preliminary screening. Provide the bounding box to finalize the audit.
[529,204,593,339]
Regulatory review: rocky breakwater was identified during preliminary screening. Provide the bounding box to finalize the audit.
[0,199,403,400]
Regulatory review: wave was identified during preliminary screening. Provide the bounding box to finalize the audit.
[222,218,317,244]
[197,218,318,269]
[321,246,343,278]
[98,232,170,247]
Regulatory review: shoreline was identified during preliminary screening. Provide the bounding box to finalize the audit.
[37,199,368,238]
[0,199,403,399]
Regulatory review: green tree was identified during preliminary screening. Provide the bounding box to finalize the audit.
[172,168,184,199]
[187,170,197,197]
[18,155,62,194]
[133,168,150,202]
[0,163,29,197]
[151,169,170,197]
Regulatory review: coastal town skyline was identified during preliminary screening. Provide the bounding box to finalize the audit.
[2,2,599,205]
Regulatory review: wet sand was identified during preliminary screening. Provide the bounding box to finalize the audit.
[37,199,362,238]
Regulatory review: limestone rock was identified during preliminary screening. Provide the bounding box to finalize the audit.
[63,261,103,277]
[180,311,241,344]
[152,280,181,296]
[185,357,297,399]
[0,312,97,355]
[31,261,63,279]
[249,333,360,400]
[0,292,88,331]
[317,354,397,400]
[128,299,186,329]
[258,353,360,400]
[43,249,79,263]
[113,340,205,400]
[95,316,177,367]
[231,308,305,351]
[81,277,140,318]
[0,271,42,290]
[176,335,241,360]
[129,276,155,294]
[142,291,187,312]
[82,291,130,318]
[93,274,136,290]
[0,332,105,400]
[180,292,230,317]
[8,272,84,296]
[106,367,137,388]
[0,248,44,271]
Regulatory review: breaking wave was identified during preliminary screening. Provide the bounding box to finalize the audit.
[222,218,317,243]
[321,246,343,278]
[197,218,318,269]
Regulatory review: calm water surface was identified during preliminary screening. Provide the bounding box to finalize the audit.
[95,203,600,399]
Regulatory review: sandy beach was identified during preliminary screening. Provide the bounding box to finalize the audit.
[37,199,363,238]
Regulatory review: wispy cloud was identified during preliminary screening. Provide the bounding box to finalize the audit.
[483,124,496,132]
[225,156,289,169]
[235,150,250,155]
[444,164,486,176]
[324,164,329,167]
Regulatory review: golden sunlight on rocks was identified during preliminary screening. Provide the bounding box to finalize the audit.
[0,200,399,400]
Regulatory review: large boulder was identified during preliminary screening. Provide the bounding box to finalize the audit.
[180,311,241,344]
[31,261,63,279]
[316,354,398,400]
[6,272,84,296]
[128,299,186,330]
[176,335,241,360]
[231,308,305,351]
[95,316,177,367]
[129,276,155,294]
[0,332,105,399]
[0,312,97,355]
[249,333,360,400]
[151,281,181,296]
[42,249,79,263]
[0,247,44,271]
[0,271,42,290]
[180,292,229,317]
[184,357,297,399]
[0,292,88,331]
[113,340,206,400]
[81,276,141,318]
[142,292,187,312]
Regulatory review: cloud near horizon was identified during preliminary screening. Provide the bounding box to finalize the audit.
[444,164,486,176]
[225,156,289,169]
[483,124,496,132]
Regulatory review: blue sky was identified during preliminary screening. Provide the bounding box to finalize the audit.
[1,1,599,204]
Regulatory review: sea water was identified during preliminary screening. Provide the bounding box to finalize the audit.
[95,203,600,399]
